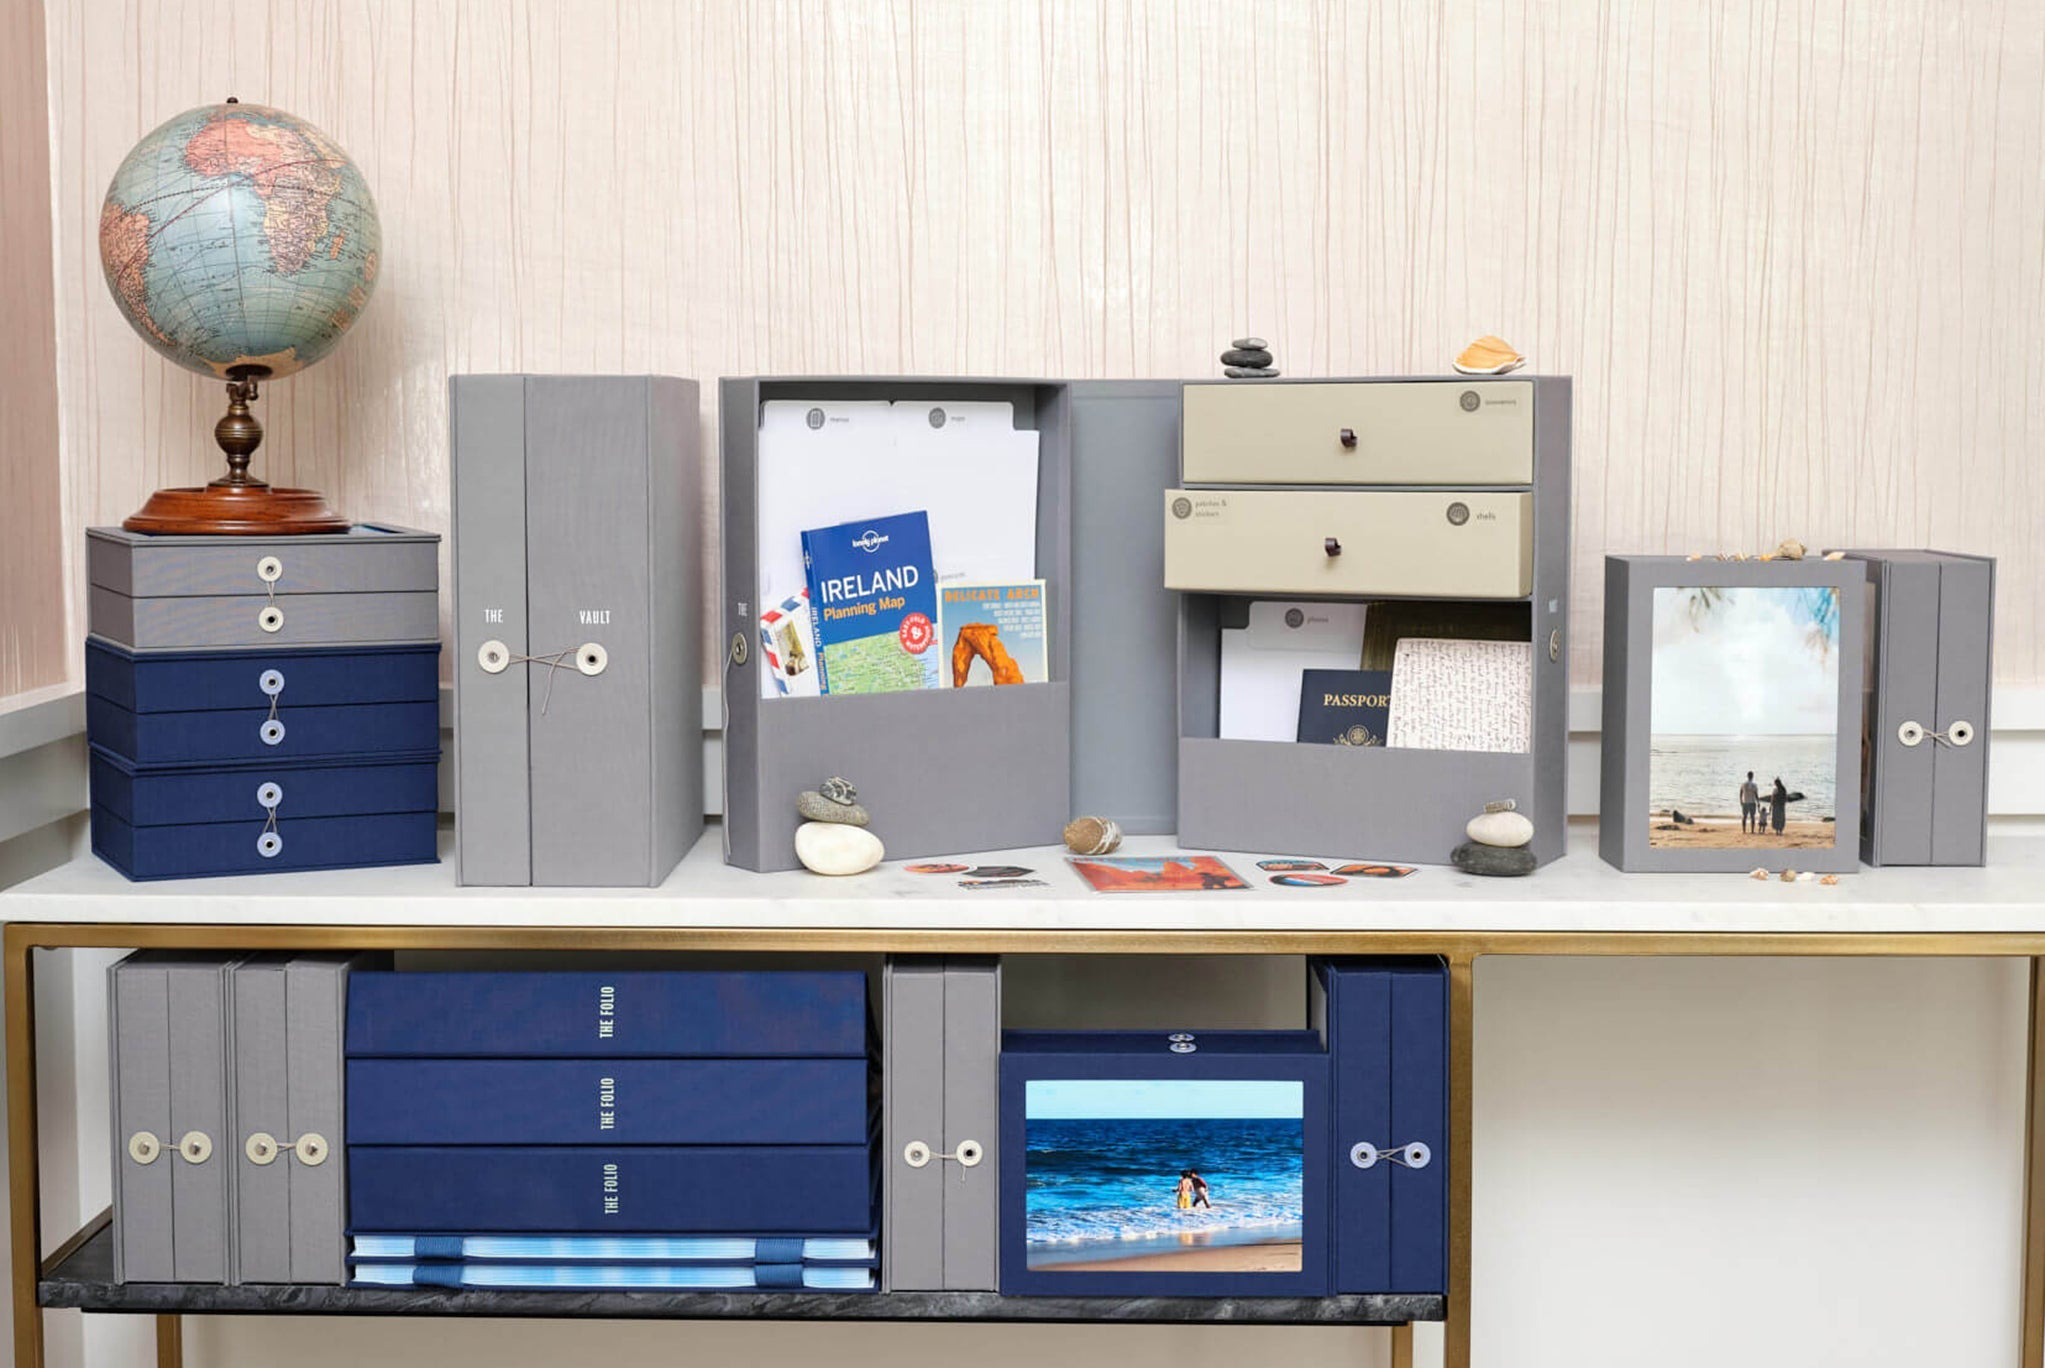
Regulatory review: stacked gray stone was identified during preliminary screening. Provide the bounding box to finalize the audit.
[1221,336,1278,378]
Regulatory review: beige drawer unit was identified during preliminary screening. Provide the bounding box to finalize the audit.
[1181,379,1534,485]
[1163,488,1533,598]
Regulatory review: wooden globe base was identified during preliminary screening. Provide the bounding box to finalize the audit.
[123,482,349,535]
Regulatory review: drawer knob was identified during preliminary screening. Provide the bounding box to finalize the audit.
[1325,537,1342,558]
[1338,428,1358,449]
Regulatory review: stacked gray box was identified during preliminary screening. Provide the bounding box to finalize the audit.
[229,953,370,1285]
[720,378,1182,871]
[1844,550,1995,866]
[450,375,703,886]
[1170,377,1573,867]
[86,525,438,651]
[882,957,1001,1291]
[110,952,240,1283]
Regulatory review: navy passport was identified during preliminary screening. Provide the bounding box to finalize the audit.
[344,971,870,1058]
[346,1058,871,1145]
[1295,669,1393,747]
[346,1146,875,1233]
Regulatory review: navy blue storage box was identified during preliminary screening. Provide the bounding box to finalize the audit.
[86,638,439,767]
[999,1030,1330,1298]
[89,748,439,827]
[91,806,436,881]
[1311,958,1449,1296]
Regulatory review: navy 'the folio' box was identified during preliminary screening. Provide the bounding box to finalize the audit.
[345,971,870,1058]
[1311,959,1448,1296]
[999,1030,1330,1297]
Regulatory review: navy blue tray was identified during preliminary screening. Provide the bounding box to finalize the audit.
[91,806,438,881]
[86,637,439,710]
[90,747,440,827]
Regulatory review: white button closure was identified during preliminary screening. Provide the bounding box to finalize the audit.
[258,605,285,633]
[256,831,284,858]
[1350,1141,1380,1170]
[178,1132,213,1164]
[1402,1142,1433,1169]
[1947,719,1976,747]
[128,1132,161,1165]
[902,1140,933,1169]
[245,1132,281,1166]
[260,719,287,746]
[576,642,608,676]
[953,1139,985,1168]
[256,555,283,583]
[256,782,283,809]
[477,640,510,674]
[259,668,286,696]
[1898,720,1925,747]
[296,1133,330,1166]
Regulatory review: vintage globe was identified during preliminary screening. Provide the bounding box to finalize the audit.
[98,100,381,381]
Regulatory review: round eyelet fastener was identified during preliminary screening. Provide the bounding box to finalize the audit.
[477,639,510,674]
[256,782,283,809]
[1898,720,1925,747]
[260,719,287,747]
[1403,1141,1433,1169]
[295,1132,329,1167]
[258,605,285,634]
[178,1131,213,1164]
[257,831,284,859]
[245,1132,280,1166]
[954,1139,984,1168]
[128,1131,162,1165]
[576,642,608,676]
[902,1140,933,1169]
[1946,719,1976,747]
[1167,1032,1195,1042]
[256,555,283,583]
[1168,1040,1197,1054]
[258,668,286,696]
[1349,1141,1380,1170]
[729,632,749,667]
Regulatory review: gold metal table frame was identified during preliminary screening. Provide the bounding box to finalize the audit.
[10,921,2045,1368]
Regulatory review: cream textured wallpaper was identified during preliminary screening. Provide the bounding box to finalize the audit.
[38,0,2045,692]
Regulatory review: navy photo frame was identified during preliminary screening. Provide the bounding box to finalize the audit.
[999,1030,1330,1297]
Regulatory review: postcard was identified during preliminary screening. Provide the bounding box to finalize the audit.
[938,579,1048,687]
[1068,855,1248,893]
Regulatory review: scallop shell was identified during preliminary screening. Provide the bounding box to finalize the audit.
[1452,335,1525,375]
[1775,538,1807,561]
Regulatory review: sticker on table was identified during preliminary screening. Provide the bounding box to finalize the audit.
[1331,863,1417,878]
[905,862,971,875]
[960,865,1034,880]
[960,877,1051,891]
[1068,855,1249,893]
[1258,858,1328,872]
[1270,873,1347,888]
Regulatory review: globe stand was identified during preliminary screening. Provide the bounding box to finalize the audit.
[123,369,349,535]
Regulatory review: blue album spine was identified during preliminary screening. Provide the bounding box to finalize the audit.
[345,1146,875,1233]
[346,1058,871,1145]
[343,971,870,1057]
[1388,965,1448,1294]
[1324,962,1394,1293]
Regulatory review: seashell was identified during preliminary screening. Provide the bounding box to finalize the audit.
[794,821,885,876]
[1820,874,1840,886]
[1795,871,1816,883]
[1687,554,1705,562]
[1775,538,1807,561]
[1466,810,1534,848]
[1452,335,1525,375]
[1779,869,1798,882]
[1749,867,1769,880]
[1823,551,1845,561]
[1063,815,1123,855]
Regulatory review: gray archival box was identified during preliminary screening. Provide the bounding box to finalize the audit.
[882,957,1001,1290]
[450,375,704,886]
[720,378,1182,871]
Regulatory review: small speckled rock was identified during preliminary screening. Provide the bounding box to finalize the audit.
[1450,840,1536,878]
[795,821,885,875]
[1225,366,1280,378]
[1232,336,1268,350]
[797,790,870,826]
[1221,347,1274,368]
[1465,809,1534,848]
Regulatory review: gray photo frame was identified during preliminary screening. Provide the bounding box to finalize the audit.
[1600,555,1865,873]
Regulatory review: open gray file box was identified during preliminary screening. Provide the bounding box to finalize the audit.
[1844,550,1994,866]
[882,957,1001,1290]
[450,375,703,886]
[1172,377,1572,867]
[721,377,1180,871]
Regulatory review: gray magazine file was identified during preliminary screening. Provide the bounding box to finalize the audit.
[229,953,373,1285]
[1173,377,1572,867]
[111,952,239,1284]
[883,956,1001,1290]
[450,375,703,886]
[721,378,1181,871]
[1844,550,1994,866]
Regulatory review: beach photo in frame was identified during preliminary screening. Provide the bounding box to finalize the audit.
[1600,555,1865,872]
[999,1034,1330,1297]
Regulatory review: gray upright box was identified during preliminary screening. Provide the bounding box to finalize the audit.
[882,956,1001,1291]
[227,955,289,1284]
[1172,377,1572,867]
[721,378,1182,870]
[450,375,703,886]
[1844,550,1995,866]
[166,955,236,1282]
[86,525,439,652]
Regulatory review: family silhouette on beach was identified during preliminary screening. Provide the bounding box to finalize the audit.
[1738,770,1799,835]
[1173,1170,1212,1210]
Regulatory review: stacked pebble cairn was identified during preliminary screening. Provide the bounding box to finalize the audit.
[1221,336,1278,378]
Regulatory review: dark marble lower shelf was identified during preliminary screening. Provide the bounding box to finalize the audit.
[40,1225,1443,1325]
